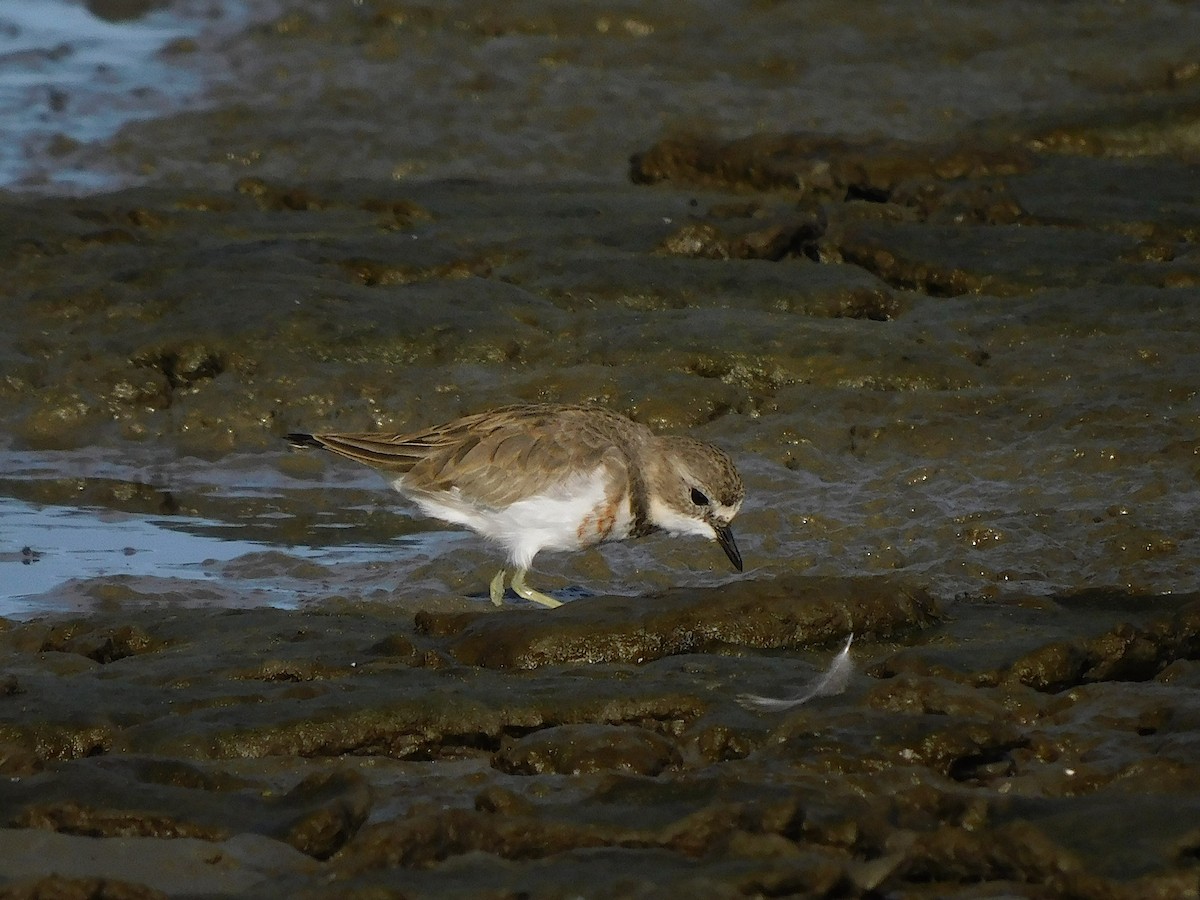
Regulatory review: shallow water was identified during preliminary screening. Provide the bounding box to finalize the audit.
[0,496,445,618]
[0,0,258,191]
[0,448,467,618]
[1,497,261,611]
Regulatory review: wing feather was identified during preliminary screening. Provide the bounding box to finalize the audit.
[304,404,648,509]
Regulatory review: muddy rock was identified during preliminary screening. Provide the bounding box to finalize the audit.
[997,595,1200,692]
[0,587,1195,895]
[493,723,683,776]
[630,132,1032,197]
[0,875,169,900]
[419,576,940,669]
[0,756,369,859]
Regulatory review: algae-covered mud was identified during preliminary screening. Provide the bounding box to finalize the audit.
[3,1,1200,897]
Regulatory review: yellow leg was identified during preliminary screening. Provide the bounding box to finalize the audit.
[511,568,562,609]
[489,569,507,607]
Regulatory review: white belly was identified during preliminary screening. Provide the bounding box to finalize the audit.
[395,468,630,570]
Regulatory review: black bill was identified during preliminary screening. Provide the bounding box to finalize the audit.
[714,523,743,572]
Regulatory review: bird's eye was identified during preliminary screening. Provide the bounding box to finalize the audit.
[690,488,710,506]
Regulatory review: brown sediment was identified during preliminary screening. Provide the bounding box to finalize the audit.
[4,2,1200,896]
[0,585,1197,895]
[4,138,1200,893]
[417,575,939,669]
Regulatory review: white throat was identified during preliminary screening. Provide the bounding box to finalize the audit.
[646,494,717,540]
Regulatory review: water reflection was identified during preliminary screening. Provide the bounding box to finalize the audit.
[0,0,251,190]
[0,496,433,619]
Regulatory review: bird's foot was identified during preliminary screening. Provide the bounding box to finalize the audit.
[489,569,507,607]
[511,568,562,608]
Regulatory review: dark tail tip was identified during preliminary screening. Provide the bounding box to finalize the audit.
[286,432,322,449]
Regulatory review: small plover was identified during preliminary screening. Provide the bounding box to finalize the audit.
[287,404,744,607]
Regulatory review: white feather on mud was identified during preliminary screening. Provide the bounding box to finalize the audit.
[738,634,855,712]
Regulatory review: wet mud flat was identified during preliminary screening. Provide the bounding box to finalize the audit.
[1,579,1199,899]
[3,2,1200,895]
[2,132,1200,895]
[3,120,1200,602]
